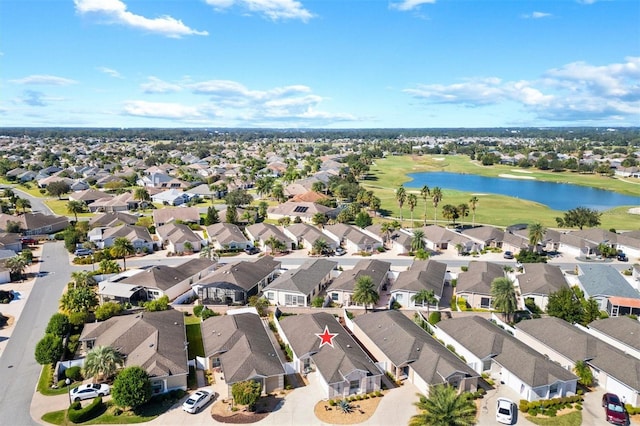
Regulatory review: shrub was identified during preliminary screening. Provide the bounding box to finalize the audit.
[45,313,70,337]
[232,380,262,409]
[64,366,83,381]
[328,399,336,406]
[338,399,353,414]
[67,396,104,423]
[519,400,529,413]
[94,302,123,321]
[375,390,383,397]
[428,311,441,325]
[193,305,205,317]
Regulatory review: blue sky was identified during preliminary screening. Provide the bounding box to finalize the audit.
[1,0,639,128]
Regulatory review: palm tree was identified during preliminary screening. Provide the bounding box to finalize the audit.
[573,360,594,387]
[380,222,394,248]
[420,185,430,226]
[312,238,329,256]
[469,196,479,227]
[431,187,443,225]
[66,200,85,223]
[528,222,546,251]
[15,197,31,214]
[83,345,124,382]
[70,270,97,289]
[264,236,281,255]
[396,185,407,222]
[98,259,121,274]
[411,289,437,316]
[491,277,518,323]
[311,181,326,194]
[412,229,426,252]
[5,255,27,281]
[133,187,151,210]
[110,237,135,271]
[457,203,469,223]
[407,193,418,228]
[199,244,220,263]
[271,183,286,203]
[352,275,379,312]
[409,385,477,426]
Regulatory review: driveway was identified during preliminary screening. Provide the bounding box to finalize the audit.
[0,242,76,426]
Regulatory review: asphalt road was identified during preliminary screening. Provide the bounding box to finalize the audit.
[0,185,54,216]
[0,242,75,426]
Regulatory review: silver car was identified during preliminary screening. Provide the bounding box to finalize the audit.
[70,383,110,402]
[182,390,214,414]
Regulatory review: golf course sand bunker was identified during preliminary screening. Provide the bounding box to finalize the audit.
[499,173,536,180]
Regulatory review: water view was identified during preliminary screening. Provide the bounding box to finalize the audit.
[406,172,640,211]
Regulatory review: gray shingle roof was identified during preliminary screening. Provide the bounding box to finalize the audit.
[391,259,447,296]
[263,258,337,296]
[79,310,187,378]
[201,313,284,384]
[194,256,280,292]
[578,264,640,299]
[279,312,381,385]
[438,316,576,387]
[456,261,504,296]
[588,316,640,351]
[327,259,391,293]
[516,317,640,392]
[354,311,478,384]
[205,223,250,246]
[119,265,190,292]
[518,263,569,296]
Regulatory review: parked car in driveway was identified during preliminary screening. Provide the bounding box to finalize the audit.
[182,390,214,413]
[74,248,93,256]
[602,393,628,425]
[334,247,346,256]
[496,397,515,424]
[244,246,260,255]
[69,383,110,402]
[503,251,514,259]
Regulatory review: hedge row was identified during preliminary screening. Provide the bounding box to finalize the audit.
[519,394,584,413]
[68,396,104,423]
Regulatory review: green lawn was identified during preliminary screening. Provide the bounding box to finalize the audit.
[41,400,162,425]
[526,410,582,426]
[185,323,204,358]
[363,155,640,230]
[37,364,80,397]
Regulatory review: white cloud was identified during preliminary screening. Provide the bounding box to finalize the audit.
[123,100,207,120]
[97,67,123,78]
[404,57,640,123]
[74,0,208,38]
[10,75,77,85]
[522,11,552,19]
[204,0,313,22]
[122,79,356,126]
[140,77,183,94]
[390,0,436,12]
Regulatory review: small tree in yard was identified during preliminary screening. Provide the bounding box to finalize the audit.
[573,360,593,387]
[34,334,64,365]
[143,295,169,312]
[232,380,262,411]
[45,313,70,337]
[112,366,152,410]
[95,301,124,321]
[248,295,269,317]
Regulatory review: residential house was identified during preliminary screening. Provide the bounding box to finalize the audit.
[277,312,383,399]
[156,223,202,253]
[0,212,69,236]
[262,259,337,306]
[365,224,412,255]
[435,316,577,402]
[151,188,193,206]
[245,223,296,252]
[89,192,140,213]
[517,263,569,311]
[571,264,640,316]
[352,310,480,395]
[460,226,505,250]
[78,310,188,395]
[508,225,561,253]
[0,233,23,253]
[516,317,640,407]
[322,223,383,254]
[205,223,251,251]
[420,225,474,254]
[138,172,186,189]
[89,224,154,252]
[89,212,139,228]
[390,260,449,309]
[0,264,10,284]
[69,179,90,192]
[267,201,338,224]
[456,261,505,310]
[586,317,640,360]
[282,223,337,253]
[201,311,285,397]
[152,207,200,228]
[326,259,391,307]
[193,256,281,305]
[69,188,112,205]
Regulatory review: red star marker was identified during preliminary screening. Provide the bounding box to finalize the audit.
[316,325,338,349]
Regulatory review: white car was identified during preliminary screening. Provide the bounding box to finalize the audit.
[69,383,110,402]
[182,390,213,414]
[496,397,515,425]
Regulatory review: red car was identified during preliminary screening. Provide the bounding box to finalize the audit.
[602,393,628,425]
[20,237,38,245]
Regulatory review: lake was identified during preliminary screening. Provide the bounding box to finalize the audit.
[406,172,640,211]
